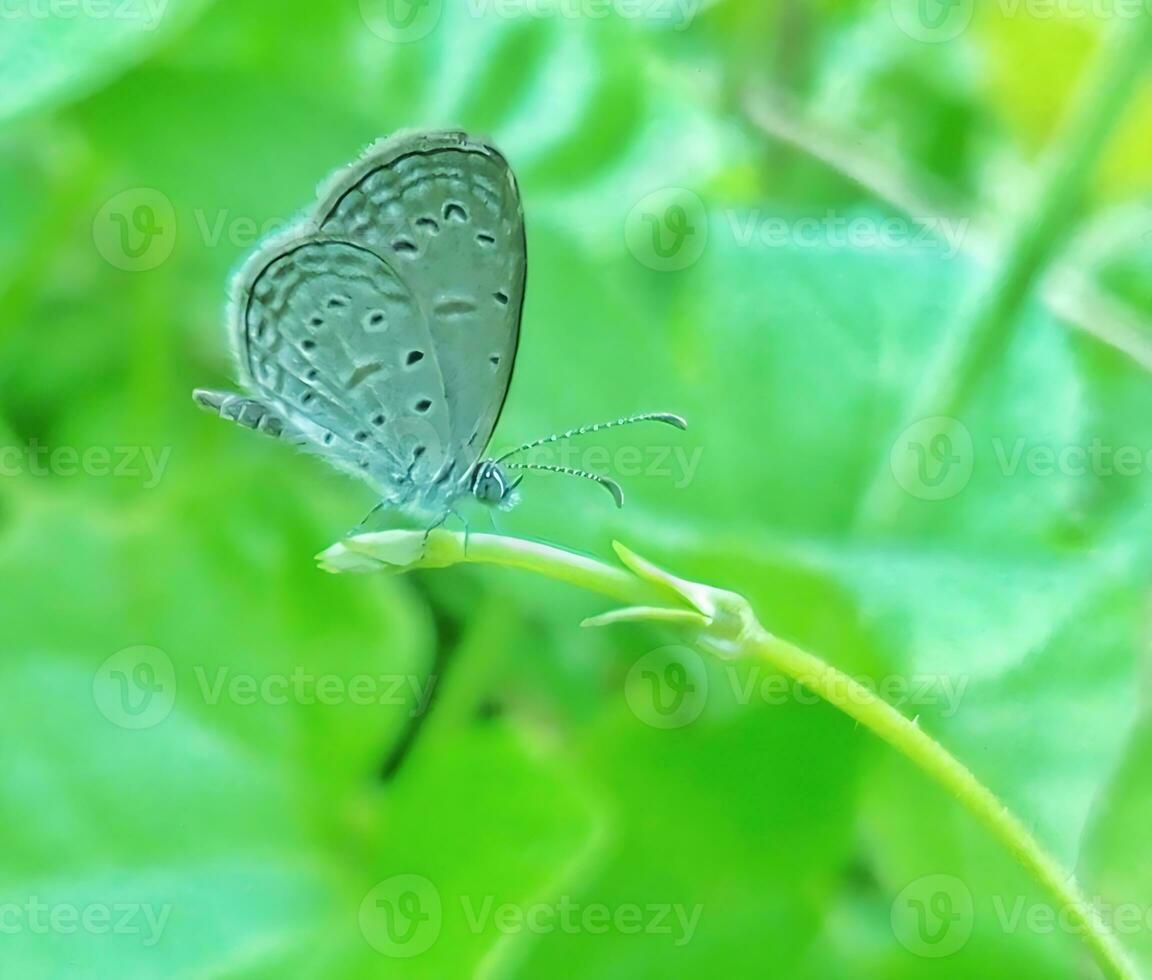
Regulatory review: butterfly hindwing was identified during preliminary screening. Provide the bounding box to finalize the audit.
[237,239,452,499]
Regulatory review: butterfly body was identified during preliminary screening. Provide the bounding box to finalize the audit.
[195,130,686,528]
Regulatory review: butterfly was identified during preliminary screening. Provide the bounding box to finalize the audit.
[193,130,686,531]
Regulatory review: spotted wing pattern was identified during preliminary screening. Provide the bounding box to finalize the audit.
[211,131,526,517]
[317,132,526,476]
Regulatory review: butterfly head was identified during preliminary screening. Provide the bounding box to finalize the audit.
[470,460,522,510]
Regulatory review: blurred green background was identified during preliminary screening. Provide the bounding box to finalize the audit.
[2,0,1152,977]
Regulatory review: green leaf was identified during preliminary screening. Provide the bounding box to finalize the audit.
[0,0,214,126]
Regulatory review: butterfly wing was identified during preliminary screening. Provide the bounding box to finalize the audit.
[235,239,452,500]
[223,131,525,513]
[316,131,526,480]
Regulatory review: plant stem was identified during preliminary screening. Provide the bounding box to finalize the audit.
[322,530,1142,979]
[741,628,1139,980]
[857,14,1152,532]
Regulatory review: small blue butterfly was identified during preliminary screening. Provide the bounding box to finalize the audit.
[194,130,686,529]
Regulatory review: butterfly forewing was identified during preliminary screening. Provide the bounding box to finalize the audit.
[317,132,525,483]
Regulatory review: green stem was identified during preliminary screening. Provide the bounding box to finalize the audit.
[742,629,1139,980]
[858,15,1152,532]
[321,530,1142,980]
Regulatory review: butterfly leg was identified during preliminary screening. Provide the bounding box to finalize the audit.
[420,511,451,555]
[449,506,472,554]
[347,502,385,538]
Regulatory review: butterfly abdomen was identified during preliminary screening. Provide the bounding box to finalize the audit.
[193,388,304,443]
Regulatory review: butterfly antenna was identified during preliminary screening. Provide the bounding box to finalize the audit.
[495,412,687,464]
[504,463,625,508]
